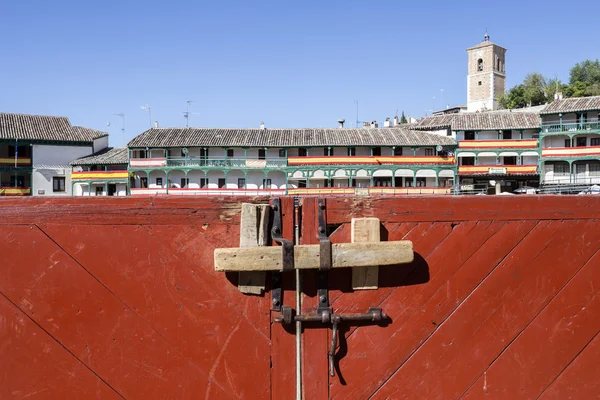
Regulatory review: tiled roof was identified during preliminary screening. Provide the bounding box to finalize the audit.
[70,147,128,166]
[540,96,600,115]
[412,115,457,130]
[128,127,457,148]
[71,126,109,140]
[451,112,540,130]
[467,40,505,50]
[0,113,103,142]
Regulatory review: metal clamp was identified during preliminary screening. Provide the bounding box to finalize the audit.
[317,198,331,316]
[271,198,294,311]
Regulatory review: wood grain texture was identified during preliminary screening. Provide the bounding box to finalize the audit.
[215,241,413,271]
[238,203,270,294]
[351,218,380,290]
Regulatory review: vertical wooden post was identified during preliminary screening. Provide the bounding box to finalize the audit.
[238,203,270,294]
[351,218,381,290]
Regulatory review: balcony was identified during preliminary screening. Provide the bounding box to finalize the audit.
[458,139,538,150]
[541,121,600,135]
[0,187,31,196]
[130,157,287,169]
[0,157,31,167]
[458,165,538,176]
[542,146,600,158]
[287,156,455,166]
[72,171,130,181]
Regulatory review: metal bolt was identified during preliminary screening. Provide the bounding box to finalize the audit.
[272,298,280,306]
[273,205,278,211]
[318,226,325,234]
[273,227,281,235]
[319,295,327,303]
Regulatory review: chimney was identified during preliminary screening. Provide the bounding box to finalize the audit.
[363,122,370,128]
[154,121,159,128]
[260,121,265,130]
[337,119,345,128]
[556,92,564,100]
[370,120,378,128]
[384,117,391,128]
[393,115,399,126]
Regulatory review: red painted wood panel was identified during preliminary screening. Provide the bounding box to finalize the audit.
[371,219,600,400]
[0,295,122,399]
[539,332,600,400]
[463,248,600,399]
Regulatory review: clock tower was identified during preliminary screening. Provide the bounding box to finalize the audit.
[466,32,506,112]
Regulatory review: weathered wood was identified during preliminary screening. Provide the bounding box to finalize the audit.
[351,218,381,290]
[214,241,414,272]
[238,203,270,294]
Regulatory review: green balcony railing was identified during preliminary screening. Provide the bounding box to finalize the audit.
[166,157,288,169]
[541,121,600,134]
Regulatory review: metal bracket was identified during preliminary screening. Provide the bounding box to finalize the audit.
[317,198,331,316]
[271,198,294,311]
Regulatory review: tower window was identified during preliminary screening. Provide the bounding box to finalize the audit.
[478,81,482,86]
[496,58,500,71]
[477,59,483,72]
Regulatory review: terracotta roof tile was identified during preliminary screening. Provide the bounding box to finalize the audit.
[540,96,600,115]
[0,113,105,142]
[451,112,540,130]
[70,147,128,166]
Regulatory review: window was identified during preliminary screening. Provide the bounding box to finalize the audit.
[577,137,587,147]
[181,149,186,157]
[200,148,208,158]
[395,177,403,187]
[504,156,517,165]
[405,179,413,187]
[590,163,600,176]
[462,157,475,166]
[298,180,307,188]
[351,179,357,187]
[591,138,600,146]
[298,148,307,157]
[262,178,272,188]
[348,147,356,156]
[576,164,586,174]
[564,139,572,148]
[393,147,403,156]
[10,175,24,187]
[323,180,331,187]
[502,130,512,140]
[140,177,148,188]
[156,177,163,186]
[416,178,427,187]
[554,163,569,176]
[95,186,103,196]
[139,150,147,159]
[478,81,482,86]
[238,178,246,188]
[372,147,381,156]
[464,131,475,140]
[477,58,483,71]
[227,149,234,158]
[200,178,208,188]
[258,149,266,160]
[52,177,65,192]
[279,149,286,157]
[218,178,226,188]
[425,148,433,156]
[180,178,189,188]
[496,58,500,71]
[324,148,332,156]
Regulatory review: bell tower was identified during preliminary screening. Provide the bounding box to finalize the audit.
[466,32,506,112]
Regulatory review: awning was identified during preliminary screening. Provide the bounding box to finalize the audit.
[499,151,519,157]
[372,169,393,177]
[477,152,497,158]
[456,152,476,158]
[416,169,437,178]
[520,151,539,157]
[394,169,414,177]
[438,170,455,178]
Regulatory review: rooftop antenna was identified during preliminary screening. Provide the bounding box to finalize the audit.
[354,100,359,128]
[106,121,111,135]
[113,113,125,142]
[183,100,195,127]
[484,29,489,42]
[141,105,152,128]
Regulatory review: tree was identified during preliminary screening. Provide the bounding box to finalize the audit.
[498,84,528,109]
[544,77,568,101]
[522,73,547,106]
[400,111,408,124]
[565,59,600,97]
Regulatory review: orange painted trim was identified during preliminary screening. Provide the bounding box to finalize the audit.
[72,171,130,180]
[458,165,538,175]
[0,157,31,165]
[287,156,456,166]
[542,146,600,157]
[459,140,538,149]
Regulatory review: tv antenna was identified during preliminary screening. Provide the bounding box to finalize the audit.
[183,100,199,127]
[140,105,152,128]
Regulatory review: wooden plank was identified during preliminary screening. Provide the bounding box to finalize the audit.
[0,295,122,400]
[462,248,600,399]
[351,217,380,290]
[238,203,270,294]
[369,219,600,400]
[39,223,270,399]
[539,332,600,400]
[214,241,414,272]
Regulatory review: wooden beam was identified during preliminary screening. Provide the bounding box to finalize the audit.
[215,240,413,272]
[237,203,270,294]
[351,217,380,290]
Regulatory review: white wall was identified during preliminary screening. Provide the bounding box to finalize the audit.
[93,136,109,153]
[543,136,570,148]
[32,144,93,196]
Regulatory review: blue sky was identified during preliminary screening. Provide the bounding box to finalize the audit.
[1,0,598,146]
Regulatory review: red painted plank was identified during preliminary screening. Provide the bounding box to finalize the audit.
[325,196,600,224]
[0,295,122,400]
[539,332,600,400]
[0,225,232,399]
[40,223,270,399]
[300,197,329,400]
[371,219,600,400]
[271,196,298,400]
[331,220,505,399]
[463,248,600,399]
